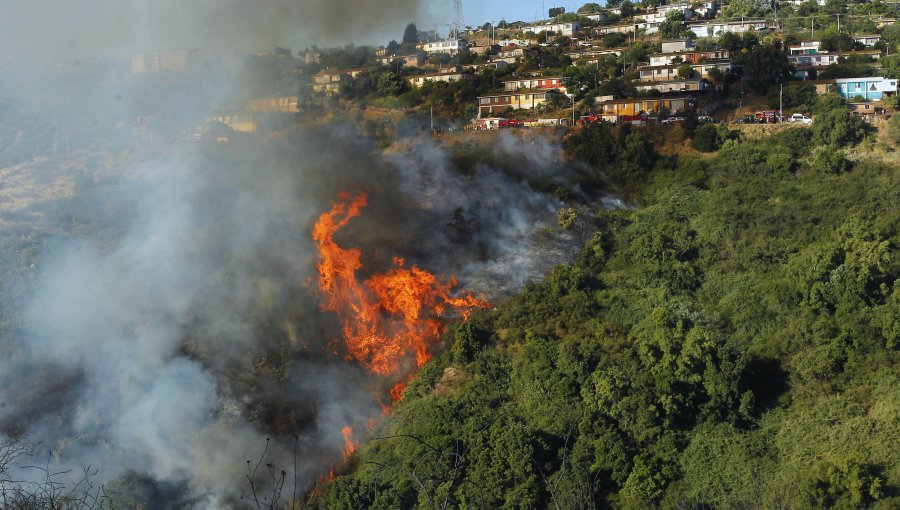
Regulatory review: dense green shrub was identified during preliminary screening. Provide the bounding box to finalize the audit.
[692,124,721,152]
[812,146,852,174]
[886,113,900,148]
[316,126,899,510]
[812,108,866,146]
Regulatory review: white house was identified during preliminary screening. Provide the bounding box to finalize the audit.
[688,19,767,37]
[503,76,567,93]
[636,5,693,26]
[421,39,469,55]
[408,71,471,87]
[852,34,881,47]
[692,1,719,17]
[492,47,526,64]
[638,59,734,82]
[596,21,648,35]
[661,39,695,53]
[523,21,580,37]
[635,79,711,93]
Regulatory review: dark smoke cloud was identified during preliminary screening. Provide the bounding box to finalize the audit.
[0,0,437,65]
[0,1,592,505]
[0,122,579,505]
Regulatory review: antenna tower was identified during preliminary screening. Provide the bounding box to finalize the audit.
[451,0,465,38]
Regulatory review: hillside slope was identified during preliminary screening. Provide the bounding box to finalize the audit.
[312,124,900,509]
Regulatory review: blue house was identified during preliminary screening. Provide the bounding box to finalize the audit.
[833,77,898,100]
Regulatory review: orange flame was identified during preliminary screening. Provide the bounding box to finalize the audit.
[313,192,490,377]
[341,425,356,458]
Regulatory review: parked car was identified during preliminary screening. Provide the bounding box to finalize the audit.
[661,116,685,125]
[698,115,718,124]
[789,113,812,125]
[734,116,758,124]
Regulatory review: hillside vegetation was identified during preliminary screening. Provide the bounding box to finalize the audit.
[312,116,900,509]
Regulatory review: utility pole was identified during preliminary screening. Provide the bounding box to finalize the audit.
[572,95,576,126]
[779,82,783,123]
[430,103,434,132]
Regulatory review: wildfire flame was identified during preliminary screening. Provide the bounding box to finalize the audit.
[341,426,355,458]
[311,192,489,492]
[313,192,490,378]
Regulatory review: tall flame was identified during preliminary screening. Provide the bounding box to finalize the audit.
[341,426,356,458]
[312,192,490,378]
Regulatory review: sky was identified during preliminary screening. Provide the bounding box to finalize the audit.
[460,0,596,25]
[0,0,597,65]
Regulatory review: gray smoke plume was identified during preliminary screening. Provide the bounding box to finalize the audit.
[0,0,432,65]
[0,1,595,506]
[0,118,582,505]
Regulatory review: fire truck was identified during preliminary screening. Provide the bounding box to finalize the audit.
[580,113,649,125]
[755,110,783,123]
[473,118,524,130]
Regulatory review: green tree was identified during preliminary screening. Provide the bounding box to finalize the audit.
[659,12,690,39]
[402,22,418,46]
[811,93,848,115]
[742,44,792,95]
[692,124,721,152]
[886,112,900,148]
[812,146,851,174]
[812,108,865,146]
[549,6,566,17]
[603,32,628,48]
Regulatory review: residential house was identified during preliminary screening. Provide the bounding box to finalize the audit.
[246,96,299,113]
[379,53,426,67]
[638,59,734,81]
[523,21,580,36]
[492,47,526,64]
[661,39,695,53]
[210,114,257,133]
[789,50,882,69]
[497,38,530,47]
[469,44,500,56]
[503,76,566,93]
[788,40,822,55]
[848,102,878,115]
[594,96,692,117]
[566,47,626,62]
[807,79,836,95]
[596,21,646,35]
[297,50,320,65]
[421,39,469,55]
[313,69,363,96]
[687,19,767,37]
[409,70,472,87]
[692,1,719,18]
[635,5,694,33]
[464,61,510,72]
[832,77,897,100]
[477,92,549,115]
[131,50,210,73]
[582,13,608,22]
[635,79,711,93]
[852,34,881,47]
[649,49,731,66]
